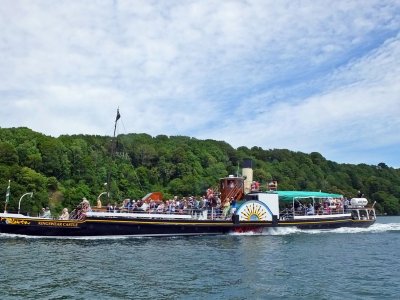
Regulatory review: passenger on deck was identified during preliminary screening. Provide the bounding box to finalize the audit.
[296,203,303,214]
[59,208,69,220]
[307,204,314,215]
[199,196,205,210]
[206,188,214,201]
[222,197,231,219]
[251,181,260,191]
[131,200,138,211]
[165,200,171,213]
[80,197,91,211]
[126,199,133,211]
[315,202,322,214]
[141,201,149,212]
[182,199,188,213]
[42,207,51,218]
[323,202,331,214]
[335,199,343,212]
[230,197,237,215]
[216,197,222,217]
[171,200,177,213]
[149,199,156,212]
[192,197,201,217]
[81,198,92,213]
[204,196,209,210]
[209,196,218,218]
[175,198,180,211]
[119,199,128,211]
[156,202,165,213]
[97,198,102,208]
[192,197,199,211]
[344,198,349,211]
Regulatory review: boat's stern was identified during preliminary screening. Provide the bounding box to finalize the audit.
[348,198,377,227]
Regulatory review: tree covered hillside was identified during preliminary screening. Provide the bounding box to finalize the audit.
[1,127,399,215]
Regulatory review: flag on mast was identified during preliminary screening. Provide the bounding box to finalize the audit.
[5,180,10,203]
[115,109,121,122]
[4,179,10,213]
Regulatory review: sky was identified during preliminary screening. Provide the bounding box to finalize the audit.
[1,0,400,167]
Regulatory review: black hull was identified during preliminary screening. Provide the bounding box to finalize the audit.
[0,218,236,237]
[278,217,376,230]
[349,219,376,228]
[0,215,376,237]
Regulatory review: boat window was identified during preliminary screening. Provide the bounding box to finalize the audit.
[359,210,368,220]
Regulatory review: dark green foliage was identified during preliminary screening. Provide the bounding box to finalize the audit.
[0,141,19,165]
[0,127,399,216]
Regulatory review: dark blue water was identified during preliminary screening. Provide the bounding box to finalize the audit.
[1,217,399,300]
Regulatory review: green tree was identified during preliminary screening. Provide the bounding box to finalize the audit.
[0,142,19,165]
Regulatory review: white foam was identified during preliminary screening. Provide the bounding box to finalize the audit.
[228,227,302,236]
[284,222,400,235]
[229,231,259,236]
[262,226,302,235]
[329,222,400,234]
[229,222,400,236]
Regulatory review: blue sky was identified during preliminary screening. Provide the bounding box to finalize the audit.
[1,0,399,167]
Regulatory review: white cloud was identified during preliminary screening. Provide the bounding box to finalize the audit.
[208,34,400,165]
[0,0,399,166]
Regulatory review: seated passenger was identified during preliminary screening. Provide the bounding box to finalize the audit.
[127,199,133,212]
[81,198,92,213]
[315,203,322,214]
[149,200,156,212]
[323,202,331,214]
[141,201,149,212]
[42,207,52,218]
[156,202,165,213]
[59,208,69,220]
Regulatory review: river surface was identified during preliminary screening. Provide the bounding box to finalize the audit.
[1,216,399,300]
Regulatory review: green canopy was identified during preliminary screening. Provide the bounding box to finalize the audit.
[274,191,343,203]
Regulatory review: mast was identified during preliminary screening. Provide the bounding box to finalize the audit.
[113,108,121,153]
[107,108,121,201]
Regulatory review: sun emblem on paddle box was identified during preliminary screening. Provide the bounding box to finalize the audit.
[237,201,269,221]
